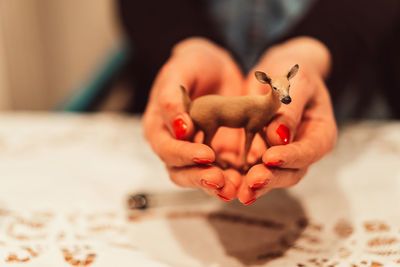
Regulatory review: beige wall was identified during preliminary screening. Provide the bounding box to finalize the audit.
[0,0,122,110]
[0,20,11,110]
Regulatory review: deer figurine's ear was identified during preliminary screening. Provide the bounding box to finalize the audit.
[255,71,271,84]
[287,64,299,80]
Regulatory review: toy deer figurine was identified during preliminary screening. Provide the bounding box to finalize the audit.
[181,64,299,171]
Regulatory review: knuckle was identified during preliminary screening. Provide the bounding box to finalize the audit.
[171,142,188,162]
[159,95,179,114]
[284,174,302,188]
[288,177,301,187]
[157,140,173,163]
[168,172,182,187]
[201,170,217,183]
[282,105,302,126]
[176,151,188,165]
[289,169,308,187]
[157,150,168,164]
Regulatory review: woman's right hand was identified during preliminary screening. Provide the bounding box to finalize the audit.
[143,37,244,201]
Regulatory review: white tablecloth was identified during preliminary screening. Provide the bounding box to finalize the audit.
[0,113,399,267]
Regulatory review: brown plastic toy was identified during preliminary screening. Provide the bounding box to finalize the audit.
[181,64,299,170]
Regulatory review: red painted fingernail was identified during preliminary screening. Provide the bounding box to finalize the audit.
[250,180,269,189]
[217,194,230,202]
[276,124,290,144]
[201,179,220,189]
[266,160,283,167]
[194,158,213,165]
[173,118,187,140]
[244,199,256,205]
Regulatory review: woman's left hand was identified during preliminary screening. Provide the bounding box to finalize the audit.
[237,37,338,205]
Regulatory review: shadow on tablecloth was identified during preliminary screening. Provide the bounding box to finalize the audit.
[167,189,307,266]
[166,145,355,265]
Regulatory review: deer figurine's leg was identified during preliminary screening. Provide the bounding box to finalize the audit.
[258,129,271,148]
[203,129,228,169]
[203,129,217,148]
[243,130,256,171]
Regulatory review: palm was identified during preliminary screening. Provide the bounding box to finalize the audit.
[188,54,246,188]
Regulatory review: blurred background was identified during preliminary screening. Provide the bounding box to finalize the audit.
[0,0,123,111]
[0,0,398,120]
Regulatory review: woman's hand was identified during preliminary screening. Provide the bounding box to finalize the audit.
[237,37,338,205]
[143,37,244,201]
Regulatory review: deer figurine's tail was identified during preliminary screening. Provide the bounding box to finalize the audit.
[180,85,191,112]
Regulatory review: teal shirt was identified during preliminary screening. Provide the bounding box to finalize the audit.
[208,0,314,70]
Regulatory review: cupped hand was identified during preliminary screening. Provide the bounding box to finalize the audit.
[143,37,245,201]
[237,37,338,205]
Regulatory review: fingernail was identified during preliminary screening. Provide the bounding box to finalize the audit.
[217,194,230,202]
[250,179,269,189]
[276,124,290,144]
[173,118,187,140]
[194,158,213,165]
[244,199,256,205]
[266,160,283,167]
[201,179,220,189]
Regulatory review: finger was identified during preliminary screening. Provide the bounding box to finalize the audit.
[144,111,215,167]
[246,164,307,189]
[237,180,259,206]
[264,72,315,146]
[167,166,237,201]
[154,67,196,140]
[154,53,243,141]
[248,134,267,164]
[245,61,315,145]
[216,178,237,202]
[211,128,243,169]
[262,122,334,169]
[251,167,308,199]
[223,168,242,189]
[237,164,307,204]
[262,86,337,169]
[168,165,225,189]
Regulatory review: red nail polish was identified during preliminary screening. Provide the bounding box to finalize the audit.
[266,160,283,167]
[201,179,220,189]
[173,118,187,140]
[276,124,290,144]
[244,199,256,205]
[194,158,213,165]
[250,180,269,189]
[217,194,230,202]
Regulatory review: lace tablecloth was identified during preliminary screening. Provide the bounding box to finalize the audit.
[0,113,399,267]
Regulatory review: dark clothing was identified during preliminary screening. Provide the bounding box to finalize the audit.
[118,0,400,119]
[283,0,400,119]
[119,0,225,113]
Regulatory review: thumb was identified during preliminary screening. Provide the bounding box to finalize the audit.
[157,83,196,140]
[265,73,314,146]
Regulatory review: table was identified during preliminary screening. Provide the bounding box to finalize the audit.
[0,113,399,266]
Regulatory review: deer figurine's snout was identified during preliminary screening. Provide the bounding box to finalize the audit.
[182,64,299,171]
[281,96,291,104]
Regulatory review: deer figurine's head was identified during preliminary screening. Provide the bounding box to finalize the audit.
[254,64,299,105]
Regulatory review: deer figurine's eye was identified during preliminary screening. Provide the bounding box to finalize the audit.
[273,87,277,90]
